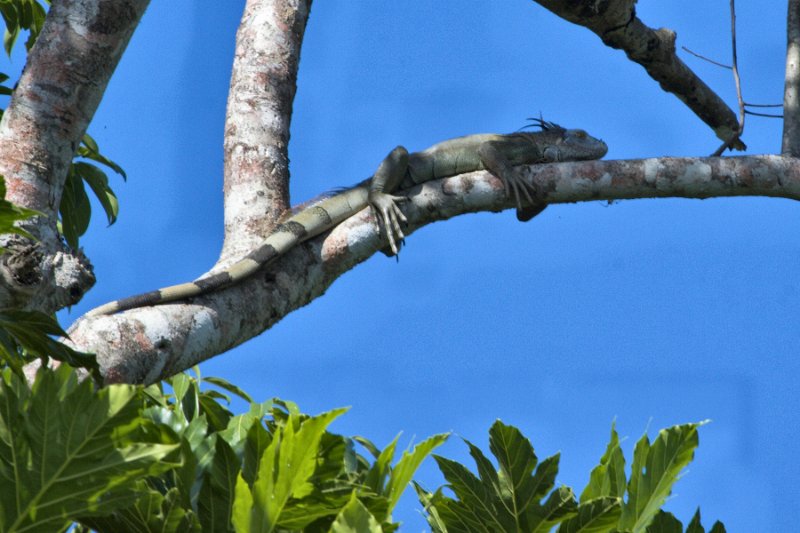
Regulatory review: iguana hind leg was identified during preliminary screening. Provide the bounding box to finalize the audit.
[369,145,409,255]
[476,141,546,221]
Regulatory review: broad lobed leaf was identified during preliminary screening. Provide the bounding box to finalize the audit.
[0,366,180,533]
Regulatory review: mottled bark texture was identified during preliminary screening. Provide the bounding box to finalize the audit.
[532,0,744,149]
[0,0,149,312]
[220,0,312,261]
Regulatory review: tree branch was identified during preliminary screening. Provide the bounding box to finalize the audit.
[66,155,800,385]
[0,0,149,311]
[783,0,800,155]
[531,0,744,149]
[220,0,312,260]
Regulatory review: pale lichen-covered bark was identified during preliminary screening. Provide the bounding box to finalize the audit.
[220,0,312,261]
[532,0,743,149]
[67,155,800,384]
[783,0,800,155]
[0,0,149,311]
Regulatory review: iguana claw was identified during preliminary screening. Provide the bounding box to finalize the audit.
[369,191,408,255]
[500,172,537,210]
[477,142,541,211]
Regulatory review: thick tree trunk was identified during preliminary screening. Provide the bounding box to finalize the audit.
[0,0,149,312]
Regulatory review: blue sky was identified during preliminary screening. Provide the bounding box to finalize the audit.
[52,1,798,530]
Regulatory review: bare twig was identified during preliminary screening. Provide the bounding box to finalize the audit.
[531,0,744,149]
[712,0,745,156]
[782,0,800,155]
[681,46,732,69]
[745,103,783,117]
[745,110,784,118]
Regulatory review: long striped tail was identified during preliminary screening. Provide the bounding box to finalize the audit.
[86,186,369,316]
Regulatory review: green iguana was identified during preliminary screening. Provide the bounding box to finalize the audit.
[87,120,607,316]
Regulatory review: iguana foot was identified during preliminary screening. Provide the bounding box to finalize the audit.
[369,190,408,255]
[476,142,543,213]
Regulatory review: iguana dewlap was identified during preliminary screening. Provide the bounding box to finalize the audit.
[87,121,607,316]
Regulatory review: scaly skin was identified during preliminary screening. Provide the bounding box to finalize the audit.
[87,122,607,316]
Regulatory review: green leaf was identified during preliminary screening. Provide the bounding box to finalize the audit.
[81,132,99,153]
[4,25,19,56]
[529,485,578,533]
[197,436,240,533]
[78,133,127,179]
[0,309,97,372]
[18,0,31,30]
[0,174,39,245]
[528,453,561,507]
[329,492,382,533]
[231,407,347,532]
[240,419,272,486]
[580,422,627,502]
[219,400,272,453]
[199,392,234,431]
[645,510,683,533]
[204,375,253,403]
[619,421,708,533]
[0,366,181,532]
[686,508,727,533]
[422,422,573,532]
[385,433,448,512]
[709,521,727,533]
[556,497,622,533]
[60,166,92,248]
[490,419,554,517]
[232,472,255,533]
[77,485,199,533]
[171,372,191,403]
[23,0,45,51]
[0,4,19,45]
[308,431,350,490]
[433,454,509,529]
[413,483,452,533]
[464,437,502,497]
[181,378,200,421]
[364,433,398,495]
[354,435,382,459]
[686,508,704,533]
[73,162,119,226]
[54,133,127,246]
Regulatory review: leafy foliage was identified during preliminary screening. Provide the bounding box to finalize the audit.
[75,370,447,532]
[415,420,726,533]
[0,307,96,373]
[0,364,181,533]
[0,172,38,246]
[0,0,47,55]
[0,172,95,374]
[0,363,730,532]
[60,135,125,248]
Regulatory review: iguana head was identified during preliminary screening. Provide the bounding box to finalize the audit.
[525,118,608,162]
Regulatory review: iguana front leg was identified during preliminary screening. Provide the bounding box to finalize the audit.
[368,145,409,254]
[476,141,544,221]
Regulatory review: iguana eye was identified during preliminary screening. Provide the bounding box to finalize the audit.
[574,130,587,139]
